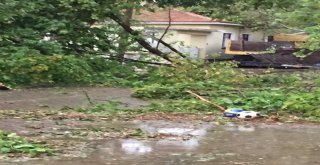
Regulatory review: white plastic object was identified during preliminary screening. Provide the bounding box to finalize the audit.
[236,111,260,119]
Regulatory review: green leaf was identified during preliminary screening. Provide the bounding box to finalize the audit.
[0,147,11,153]
[13,144,35,149]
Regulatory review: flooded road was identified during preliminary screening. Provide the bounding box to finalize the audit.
[2,121,320,165]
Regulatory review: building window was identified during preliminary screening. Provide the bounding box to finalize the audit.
[267,36,274,42]
[222,33,232,49]
[242,34,249,41]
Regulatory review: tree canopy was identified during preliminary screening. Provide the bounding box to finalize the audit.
[0,0,142,56]
[0,0,319,59]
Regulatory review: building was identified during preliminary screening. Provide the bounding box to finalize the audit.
[133,9,265,59]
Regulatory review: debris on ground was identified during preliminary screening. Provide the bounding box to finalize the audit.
[0,83,11,90]
[187,90,226,112]
[187,91,262,120]
[224,108,261,119]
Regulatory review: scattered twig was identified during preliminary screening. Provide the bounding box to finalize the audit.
[305,84,316,92]
[236,89,246,98]
[187,90,226,112]
[105,55,172,66]
[83,90,94,106]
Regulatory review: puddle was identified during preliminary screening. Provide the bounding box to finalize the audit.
[2,122,320,165]
[121,139,153,155]
[136,120,213,135]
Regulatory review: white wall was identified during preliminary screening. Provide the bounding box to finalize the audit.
[240,28,265,41]
[206,25,241,56]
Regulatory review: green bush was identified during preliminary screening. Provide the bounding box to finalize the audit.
[133,61,244,99]
[143,60,245,85]
[0,54,144,87]
[0,55,93,86]
[282,89,320,118]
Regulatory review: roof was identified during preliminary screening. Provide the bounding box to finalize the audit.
[134,9,216,22]
[150,27,218,33]
[134,9,242,26]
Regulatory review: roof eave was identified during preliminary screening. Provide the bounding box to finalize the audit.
[147,27,218,33]
[141,21,244,26]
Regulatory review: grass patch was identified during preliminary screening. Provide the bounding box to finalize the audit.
[0,130,53,157]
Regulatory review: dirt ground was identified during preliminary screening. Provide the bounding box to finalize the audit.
[0,87,148,110]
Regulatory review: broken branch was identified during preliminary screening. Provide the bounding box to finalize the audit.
[105,55,172,66]
[187,90,226,112]
[156,8,172,49]
[155,8,186,58]
[108,13,172,62]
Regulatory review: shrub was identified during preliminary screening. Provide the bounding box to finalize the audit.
[0,55,144,87]
[0,55,93,86]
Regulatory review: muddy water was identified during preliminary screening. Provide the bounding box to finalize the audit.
[3,122,320,165]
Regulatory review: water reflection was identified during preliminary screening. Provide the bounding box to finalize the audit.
[157,138,199,149]
[224,125,255,132]
[136,120,213,136]
[4,124,320,165]
[118,121,213,155]
[157,128,194,136]
[121,139,152,155]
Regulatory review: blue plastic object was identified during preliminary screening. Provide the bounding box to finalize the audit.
[223,108,244,118]
[223,112,238,118]
[229,108,244,113]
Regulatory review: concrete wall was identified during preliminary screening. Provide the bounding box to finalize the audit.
[240,28,265,42]
[206,25,241,56]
